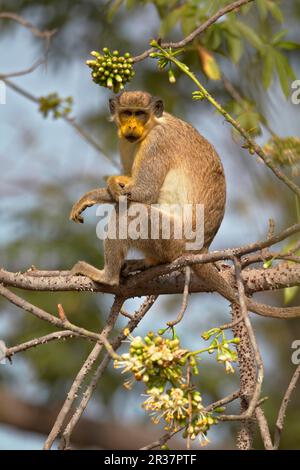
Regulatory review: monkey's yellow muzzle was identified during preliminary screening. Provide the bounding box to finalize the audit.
[120,118,145,142]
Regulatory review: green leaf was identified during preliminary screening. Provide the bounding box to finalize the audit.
[235,21,264,52]
[159,6,183,37]
[107,0,123,22]
[277,41,300,50]
[263,259,273,269]
[272,29,288,45]
[262,50,274,89]
[181,4,197,36]
[205,25,222,51]
[236,110,261,136]
[274,50,297,97]
[284,286,299,305]
[267,0,284,23]
[227,34,244,63]
[256,0,268,19]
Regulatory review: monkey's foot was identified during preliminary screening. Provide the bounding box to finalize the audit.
[70,261,119,286]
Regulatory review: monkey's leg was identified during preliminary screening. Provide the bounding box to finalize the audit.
[71,206,129,285]
[70,235,128,286]
[122,257,162,276]
[71,204,183,286]
[70,188,113,224]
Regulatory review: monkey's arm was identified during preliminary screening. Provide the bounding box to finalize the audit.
[70,188,113,223]
[119,150,169,204]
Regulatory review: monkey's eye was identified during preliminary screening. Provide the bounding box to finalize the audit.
[135,110,146,117]
[122,110,132,117]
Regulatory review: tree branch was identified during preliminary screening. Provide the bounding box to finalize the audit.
[132,0,254,62]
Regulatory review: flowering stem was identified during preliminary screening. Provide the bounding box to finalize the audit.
[186,338,238,359]
[153,44,300,198]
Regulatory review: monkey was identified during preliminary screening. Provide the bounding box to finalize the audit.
[69,91,300,319]
[70,90,225,281]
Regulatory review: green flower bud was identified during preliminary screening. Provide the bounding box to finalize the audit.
[124,52,131,58]
[106,77,113,88]
[124,69,130,75]
[113,50,119,56]
[103,47,109,54]
[150,39,158,47]
[168,69,176,84]
[91,51,100,57]
[231,338,240,344]
[214,406,225,413]
[104,70,110,77]
[99,67,104,73]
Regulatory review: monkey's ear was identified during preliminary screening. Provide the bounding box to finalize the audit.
[109,97,117,115]
[152,98,164,117]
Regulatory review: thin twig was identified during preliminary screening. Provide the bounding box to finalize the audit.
[255,406,273,450]
[219,317,244,331]
[2,78,117,168]
[4,331,79,359]
[0,58,44,79]
[273,364,300,449]
[59,296,157,449]
[0,12,56,39]
[43,296,124,450]
[0,284,117,356]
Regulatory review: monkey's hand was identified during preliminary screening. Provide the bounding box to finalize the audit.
[107,175,132,201]
[70,188,113,223]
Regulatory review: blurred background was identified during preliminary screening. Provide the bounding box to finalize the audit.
[0,0,300,449]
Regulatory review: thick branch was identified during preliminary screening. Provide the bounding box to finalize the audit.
[1,261,299,298]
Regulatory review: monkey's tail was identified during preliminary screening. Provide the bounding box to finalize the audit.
[192,263,300,319]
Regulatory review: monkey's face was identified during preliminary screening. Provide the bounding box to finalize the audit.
[109,92,164,143]
[118,109,149,143]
